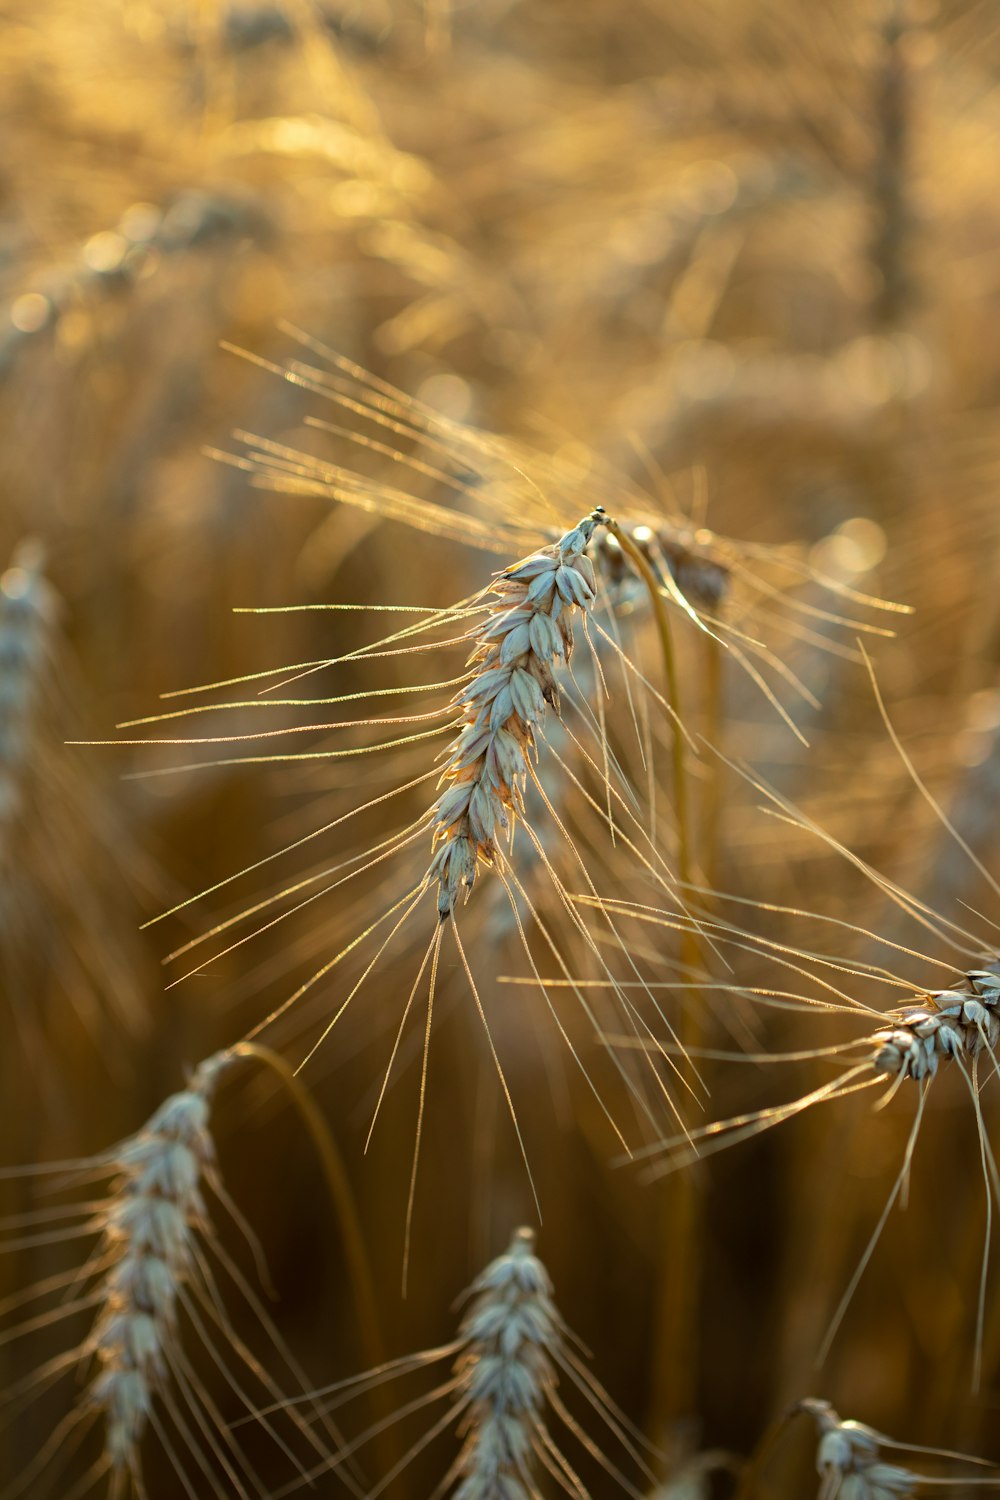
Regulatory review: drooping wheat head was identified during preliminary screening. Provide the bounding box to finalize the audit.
[428,510,606,920]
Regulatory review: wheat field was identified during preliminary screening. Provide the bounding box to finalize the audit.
[3,1,1000,1496]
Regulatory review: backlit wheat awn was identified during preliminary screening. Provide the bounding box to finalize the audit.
[216,335,904,722]
[587,716,1000,1381]
[116,350,906,1054]
[590,898,1000,1371]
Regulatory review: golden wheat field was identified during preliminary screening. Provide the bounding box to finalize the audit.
[5,1,1000,1496]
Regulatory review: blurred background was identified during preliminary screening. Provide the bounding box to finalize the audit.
[3,0,1000,1495]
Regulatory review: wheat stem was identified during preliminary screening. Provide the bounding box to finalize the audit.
[605,519,702,1449]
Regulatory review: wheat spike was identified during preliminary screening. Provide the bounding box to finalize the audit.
[0,192,269,383]
[593,522,730,614]
[814,1413,915,1500]
[0,541,54,866]
[449,1227,562,1499]
[796,1398,993,1500]
[84,1052,230,1484]
[2,1048,349,1497]
[428,510,606,919]
[292,1225,646,1498]
[868,960,1000,1083]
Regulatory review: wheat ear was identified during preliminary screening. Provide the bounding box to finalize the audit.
[736,1398,996,1500]
[810,1403,917,1500]
[0,541,53,864]
[868,961,1000,1083]
[0,192,268,382]
[449,1226,562,1498]
[85,1052,231,1485]
[248,1223,647,1497]
[802,1398,994,1500]
[428,509,606,919]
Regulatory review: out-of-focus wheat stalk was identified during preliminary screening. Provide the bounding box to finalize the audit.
[0,541,152,1140]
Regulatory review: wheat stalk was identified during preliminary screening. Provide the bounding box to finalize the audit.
[870,0,912,332]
